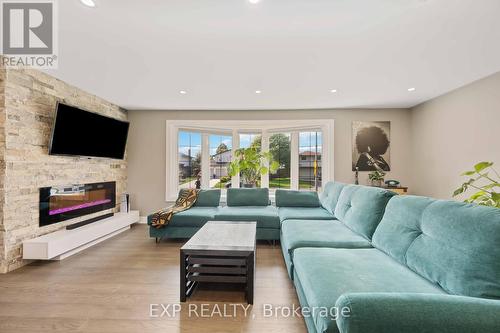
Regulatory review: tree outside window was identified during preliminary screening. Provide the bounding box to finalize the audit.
[269,133,291,189]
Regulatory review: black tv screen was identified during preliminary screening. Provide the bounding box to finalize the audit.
[49,103,129,159]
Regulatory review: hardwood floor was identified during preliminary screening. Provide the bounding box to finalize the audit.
[0,225,307,333]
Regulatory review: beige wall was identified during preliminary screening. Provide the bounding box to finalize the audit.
[410,72,500,200]
[0,69,128,273]
[127,109,413,216]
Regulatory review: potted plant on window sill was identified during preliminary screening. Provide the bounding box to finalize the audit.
[368,170,386,187]
[228,147,279,188]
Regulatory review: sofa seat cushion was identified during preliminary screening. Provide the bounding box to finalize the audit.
[215,206,280,229]
[279,207,334,223]
[293,248,445,333]
[282,220,372,253]
[166,207,218,228]
[281,220,372,279]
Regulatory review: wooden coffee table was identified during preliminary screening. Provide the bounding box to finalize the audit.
[180,221,257,304]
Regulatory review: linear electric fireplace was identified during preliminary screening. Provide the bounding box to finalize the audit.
[39,181,116,227]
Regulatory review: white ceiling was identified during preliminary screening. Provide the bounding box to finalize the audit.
[46,0,500,110]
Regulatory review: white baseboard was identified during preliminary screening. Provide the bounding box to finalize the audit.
[139,216,148,224]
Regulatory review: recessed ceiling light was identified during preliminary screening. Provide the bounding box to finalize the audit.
[255,90,262,94]
[80,0,96,8]
[408,87,416,92]
[330,89,338,93]
[248,0,261,4]
[179,90,187,94]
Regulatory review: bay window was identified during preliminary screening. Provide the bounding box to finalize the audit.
[166,120,334,201]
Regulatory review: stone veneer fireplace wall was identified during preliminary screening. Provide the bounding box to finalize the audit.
[0,66,128,273]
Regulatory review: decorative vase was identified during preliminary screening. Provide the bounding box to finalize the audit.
[371,179,383,187]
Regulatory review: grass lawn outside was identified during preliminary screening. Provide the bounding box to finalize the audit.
[179,176,196,185]
[212,181,227,189]
[212,177,321,190]
[299,181,321,190]
[269,177,291,189]
[269,177,319,189]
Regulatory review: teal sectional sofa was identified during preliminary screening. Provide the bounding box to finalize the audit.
[148,189,221,240]
[279,184,395,279]
[147,181,500,333]
[281,186,500,333]
[277,182,343,222]
[215,188,280,240]
[148,187,281,241]
[147,184,348,241]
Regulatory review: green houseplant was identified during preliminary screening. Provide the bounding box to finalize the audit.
[453,161,500,208]
[368,170,386,187]
[228,147,279,187]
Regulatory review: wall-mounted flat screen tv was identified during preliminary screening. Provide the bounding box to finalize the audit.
[49,103,129,159]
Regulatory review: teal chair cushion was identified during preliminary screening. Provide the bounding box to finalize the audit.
[275,190,320,207]
[226,188,269,206]
[148,207,218,228]
[282,220,372,252]
[281,220,372,279]
[193,189,221,207]
[215,206,280,229]
[372,195,500,299]
[319,181,347,214]
[293,248,445,333]
[334,185,396,240]
[278,207,334,222]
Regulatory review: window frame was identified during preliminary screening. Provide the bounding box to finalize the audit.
[166,119,334,202]
[268,132,292,190]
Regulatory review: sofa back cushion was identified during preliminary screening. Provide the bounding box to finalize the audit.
[275,190,320,207]
[372,195,500,299]
[193,189,221,207]
[334,185,395,240]
[227,188,269,206]
[319,181,346,214]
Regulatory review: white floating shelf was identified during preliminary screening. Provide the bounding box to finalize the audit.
[23,211,140,260]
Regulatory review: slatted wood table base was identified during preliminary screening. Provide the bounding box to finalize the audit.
[180,251,255,304]
[179,221,257,305]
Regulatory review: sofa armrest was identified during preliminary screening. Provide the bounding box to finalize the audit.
[335,293,500,333]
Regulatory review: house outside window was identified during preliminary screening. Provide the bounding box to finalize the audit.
[299,131,322,191]
[178,131,201,189]
[209,134,232,188]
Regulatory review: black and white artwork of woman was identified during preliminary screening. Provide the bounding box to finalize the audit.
[352,121,391,172]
